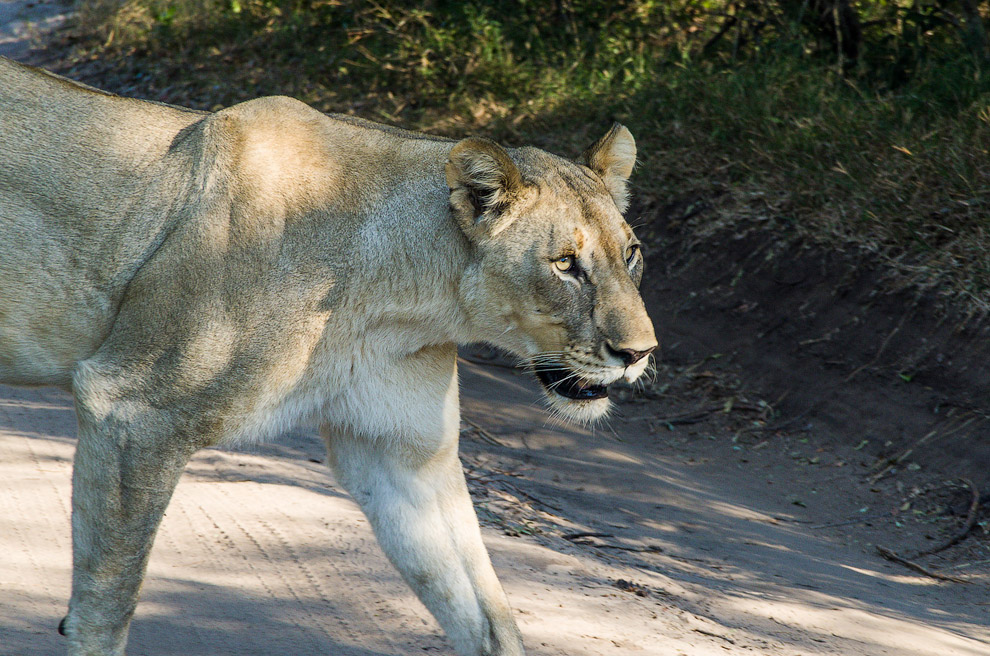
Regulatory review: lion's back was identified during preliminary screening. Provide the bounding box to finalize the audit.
[0,58,451,388]
[0,57,203,386]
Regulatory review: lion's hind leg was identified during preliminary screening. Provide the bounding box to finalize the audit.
[62,364,200,656]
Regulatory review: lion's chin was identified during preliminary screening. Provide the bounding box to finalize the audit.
[543,390,612,424]
[534,365,613,424]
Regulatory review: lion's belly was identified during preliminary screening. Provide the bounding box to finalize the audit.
[0,199,117,388]
[0,273,113,389]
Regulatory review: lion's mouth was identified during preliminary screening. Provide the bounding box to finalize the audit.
[535,366,609,401]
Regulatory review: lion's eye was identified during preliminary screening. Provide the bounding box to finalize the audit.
[553,254,576,274]
[625,244,640,265]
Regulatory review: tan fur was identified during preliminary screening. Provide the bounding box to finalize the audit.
[581,123,637,212]
[0,56,656,656]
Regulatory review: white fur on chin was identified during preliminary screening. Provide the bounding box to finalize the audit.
[544,391,612,425]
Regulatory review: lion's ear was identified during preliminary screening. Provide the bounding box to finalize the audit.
[446,137,523,238]
[581,123,636,213]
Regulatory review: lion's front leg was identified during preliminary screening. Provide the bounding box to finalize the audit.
[322,348,524,656]
[324,428,524,656]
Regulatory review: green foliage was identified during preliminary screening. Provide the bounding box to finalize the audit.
[65,0,990,307]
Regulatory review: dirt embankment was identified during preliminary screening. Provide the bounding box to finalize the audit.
[639,197,990,490]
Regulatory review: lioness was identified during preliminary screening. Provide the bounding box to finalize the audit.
[0,56,656,656]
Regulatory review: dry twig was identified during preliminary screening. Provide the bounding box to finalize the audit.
[809,513,892,530]
[562,532,663,553]
[630,402,765,425]
[562,531,613,541]
[844,309,912,383]
[461,417,507,447]
[911,478,981,558]
[875,546,970,584]
[869,415,980,483]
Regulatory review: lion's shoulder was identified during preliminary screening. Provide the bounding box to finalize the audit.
[184,97,455,224]
[180,96,348,218]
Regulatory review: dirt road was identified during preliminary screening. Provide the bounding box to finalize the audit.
[1,358,986,655]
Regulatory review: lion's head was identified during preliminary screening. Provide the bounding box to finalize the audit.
[446,125,657,423]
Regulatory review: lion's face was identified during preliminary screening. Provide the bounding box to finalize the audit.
[447,125,657,423]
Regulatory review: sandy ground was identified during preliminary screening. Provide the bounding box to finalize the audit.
[1,357,987,656]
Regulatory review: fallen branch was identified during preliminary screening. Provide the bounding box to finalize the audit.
[593,543,664,553]
[693,628,736,645]
[875,546,970,584]
[461,417,507,447]
[809,513,891,530]
[869,416,979,483]
[844,309,912,383]
[650,408,718,425]
[562,531,613,541]
[562,532,663,553]
[631,402,765,425]
[911,478,980,558]
[491,476,563,512]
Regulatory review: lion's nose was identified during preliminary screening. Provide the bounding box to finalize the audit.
[606,342,656,366]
